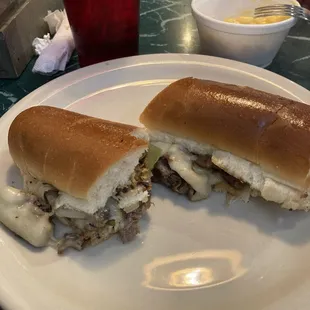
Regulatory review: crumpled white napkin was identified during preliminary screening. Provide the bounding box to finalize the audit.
[32,34,52,56]
[32,10,75,75]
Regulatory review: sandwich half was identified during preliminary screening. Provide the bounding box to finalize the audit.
[1,106,151,253]
[140,77,310,211]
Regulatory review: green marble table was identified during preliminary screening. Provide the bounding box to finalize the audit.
[0,0,309,118]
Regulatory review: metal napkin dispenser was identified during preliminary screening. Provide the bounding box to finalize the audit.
[0,0,63,79]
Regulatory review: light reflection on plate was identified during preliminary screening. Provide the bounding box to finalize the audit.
[169,267,214,288]
[143,249,248,291]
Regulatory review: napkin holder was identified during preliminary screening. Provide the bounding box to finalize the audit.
[0,0,63,79]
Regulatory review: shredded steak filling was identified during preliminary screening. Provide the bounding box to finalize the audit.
[152,157,192,196]
[119,199,151,243]
[152,154,247,200]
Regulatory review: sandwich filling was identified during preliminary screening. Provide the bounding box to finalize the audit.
[0,153,152,253]
[148,137,310,211]
[151,143,250,203]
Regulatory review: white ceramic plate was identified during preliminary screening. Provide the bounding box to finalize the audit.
[0,54,310,310]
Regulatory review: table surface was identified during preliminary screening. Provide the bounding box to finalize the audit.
[0,0,309,118]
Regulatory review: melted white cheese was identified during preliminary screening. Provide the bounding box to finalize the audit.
[0,186,53,247]
[166,145,211,197]
[0,186,28,205]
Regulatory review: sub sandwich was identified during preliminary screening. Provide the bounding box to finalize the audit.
[1,106,151,253]
[140,77,310,211]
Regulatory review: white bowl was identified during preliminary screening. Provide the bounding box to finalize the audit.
[191,0,299,67]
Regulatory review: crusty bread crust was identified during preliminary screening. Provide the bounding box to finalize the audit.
[140,77,310,189]
[9,106,148,199]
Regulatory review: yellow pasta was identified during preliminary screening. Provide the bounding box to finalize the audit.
[224,15,290,24]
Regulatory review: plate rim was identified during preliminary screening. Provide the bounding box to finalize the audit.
[2,53,309,124]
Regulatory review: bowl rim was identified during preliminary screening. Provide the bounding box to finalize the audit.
[191,0,300,30]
